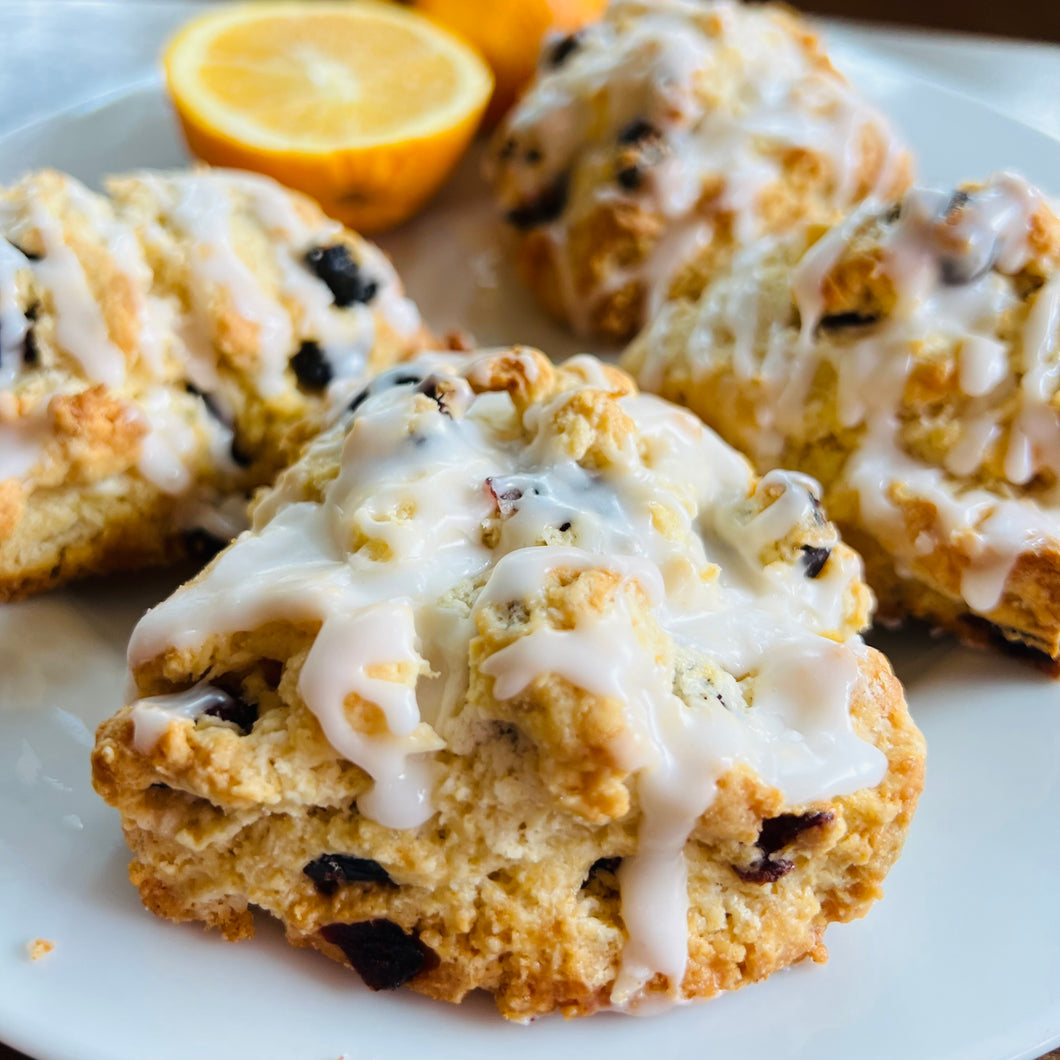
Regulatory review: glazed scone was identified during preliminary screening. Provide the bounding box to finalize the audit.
[487,0,910,341]
[624,172,1060,664]
[0,167,425,599]
[93,348,924,1021]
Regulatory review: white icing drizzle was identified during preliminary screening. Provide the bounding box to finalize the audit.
[0,416,45,481]
[0,238,29,388]
[0,190,127,387]
[130,682,234,753]
[631,171,1058,616]
[133,386,233,494]
[130,170,422,400]
[127,350,886,1008]
[61,178,168,376]
[492,0,906,332]
[133,173,295,398]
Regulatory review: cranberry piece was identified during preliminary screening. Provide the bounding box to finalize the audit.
[800,545,831,579]
[303,854,394,896]
[290,340,333,390]
[505,174,569,230]
[818,311,879,331]
[734,811,835,884]
[202,685,258,734]
[616,165,643,192]
[321,920,430,991]
[733,858,794,884]
[617,118,659,145]
[22,327,39,366]
[304,245,378,307]
[547,33,581,68]
[757,811,835,857]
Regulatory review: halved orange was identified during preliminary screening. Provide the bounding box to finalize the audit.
[163,1,494,232]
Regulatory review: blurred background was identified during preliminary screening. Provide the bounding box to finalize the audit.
[793,0,1059,40]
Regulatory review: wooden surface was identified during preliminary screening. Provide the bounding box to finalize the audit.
[792,0,1060,41]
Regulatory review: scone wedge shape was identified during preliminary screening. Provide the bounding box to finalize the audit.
[487,0,911,341]
[625,172,1060,666]
[0,167,425,599]
[93,349,924,1020]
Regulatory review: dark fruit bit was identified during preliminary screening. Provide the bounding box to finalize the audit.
[304,245,379,307]
[558,521,572,532]
[182,527,227,562]
[24,302,39,321]
[733,858,794,884]
[800,545,831,579]
[320,920,430,991]
[734,810,834,885]
[757,811,835,857]
[618,118,659,145]
[202,683,258,734]
[498,138,517,161]
[229,437,253,469]
[505,173,569,230]
[290,340,333,390]
[524,147,543,164]
[22,327,39,366]
[581,856,622,888]
[485,477,523,517]
[882,202,902,224]
[818,311,879,331]
[547,32,581,68]
[616,165,643,192]
[304,854,394,896]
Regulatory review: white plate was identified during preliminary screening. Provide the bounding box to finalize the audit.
[1,56,1060,1060]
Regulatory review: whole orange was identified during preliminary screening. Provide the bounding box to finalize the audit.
[413,0,607,125]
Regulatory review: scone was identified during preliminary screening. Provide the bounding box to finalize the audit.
[624,171,1060,664]
[486,0,911,341]
[0,167,425,599]
[93,348,925,1021]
